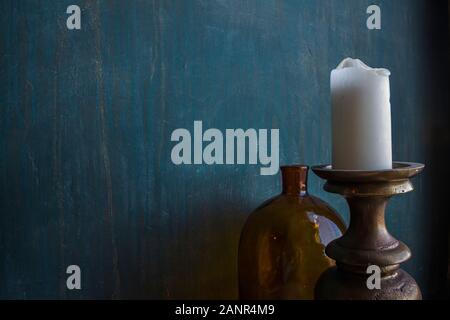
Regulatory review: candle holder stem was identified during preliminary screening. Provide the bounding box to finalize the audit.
[312,162,424,300]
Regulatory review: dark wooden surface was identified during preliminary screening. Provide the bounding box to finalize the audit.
[0,0,448,299]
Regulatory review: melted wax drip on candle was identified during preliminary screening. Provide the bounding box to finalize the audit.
[336,58,391,77]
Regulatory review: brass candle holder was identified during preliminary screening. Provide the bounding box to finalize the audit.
[311,162,424,300]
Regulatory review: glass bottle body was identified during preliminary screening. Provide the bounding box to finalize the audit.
[238,165,346,299]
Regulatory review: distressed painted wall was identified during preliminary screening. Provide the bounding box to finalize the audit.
[0,0,448,299]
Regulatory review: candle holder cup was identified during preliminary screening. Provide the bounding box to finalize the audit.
[312,162,424,300]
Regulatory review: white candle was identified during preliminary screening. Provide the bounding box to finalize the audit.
[331,58,392,170]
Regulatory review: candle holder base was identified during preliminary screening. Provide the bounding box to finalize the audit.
[312,162,424,300]
[315,267,421,300]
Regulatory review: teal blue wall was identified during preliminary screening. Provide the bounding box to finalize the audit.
[1,0,448,299]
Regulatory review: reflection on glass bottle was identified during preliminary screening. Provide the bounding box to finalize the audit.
[238,165,346,299]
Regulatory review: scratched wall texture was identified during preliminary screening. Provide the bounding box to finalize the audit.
[0,0,449,299]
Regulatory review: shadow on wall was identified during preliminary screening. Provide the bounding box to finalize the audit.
[114,192,252,299]
[422,0,450,299]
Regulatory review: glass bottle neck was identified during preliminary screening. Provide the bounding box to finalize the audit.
[281,165,308,196]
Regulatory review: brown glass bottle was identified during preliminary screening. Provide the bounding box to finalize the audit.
[238,165,346,299]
